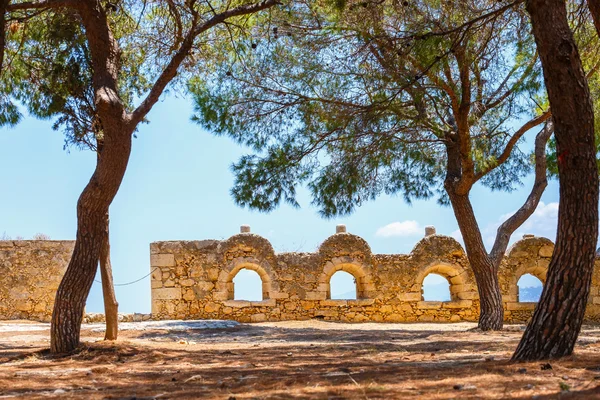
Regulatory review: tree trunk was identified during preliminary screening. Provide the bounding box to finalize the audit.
[512,0,598,361]
[51,128,132,353]
[0,1,8,72]
[447,190,504,330]
[99,212,118,341]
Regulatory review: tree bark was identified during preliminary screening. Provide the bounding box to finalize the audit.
[99,212,118,341]
[512,0,598,361]
[447,190,504,330]
[50,128,132,353]
[0,1,8,72]
[48,0,279,354]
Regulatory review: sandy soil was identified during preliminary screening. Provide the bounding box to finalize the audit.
[1,320,600,399]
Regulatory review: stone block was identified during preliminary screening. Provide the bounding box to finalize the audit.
[204,302,221,313]
[305,292,327,300]
[450,273,467,284]
[417,301,442,309]
[317,283,329,292]
[180,278,195,287]
[223,300,251,308]
[442,300,472,309]
[153,288,182,300]
[321,299,347,307]
[217,270,230,282]
[315,310,338,317]
[350,299,375,306]
[212,291,229,301]
[450,284,467,294]
[251,313,267,322]
[251,299,276,307]
[150,254,176,267]
[380,305,393,313]
[270,291,289,299]
[539,245,554,257]
[151,280,163,289]
[502,295,517,303]
[457,291,478,300]
[183,289,196,301]
[397,292,421,301]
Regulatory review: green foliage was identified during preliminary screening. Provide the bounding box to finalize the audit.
[190,0,543,216]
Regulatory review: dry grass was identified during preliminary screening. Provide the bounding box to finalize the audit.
[1,320,600,399]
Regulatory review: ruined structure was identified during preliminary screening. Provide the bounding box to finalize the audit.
[0,240,74,321]
[150,226,600,323]
[3,228,600,324]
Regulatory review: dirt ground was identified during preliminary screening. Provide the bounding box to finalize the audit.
[1,320,600,399]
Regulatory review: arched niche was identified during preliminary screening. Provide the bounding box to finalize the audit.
[422,273,451,302]
[415,263,472,302]
[232,268,264,301]
[330,270,357,300]
[507,264,548,300]
[517,273,543,303]
[224,260,272,301]
[320,258,373,299]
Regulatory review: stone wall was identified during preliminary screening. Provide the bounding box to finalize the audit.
[0,240,74,322]
[150,227,600,323]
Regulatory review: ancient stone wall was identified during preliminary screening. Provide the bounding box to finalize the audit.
[150,227,600,323]
[0,240,74,322]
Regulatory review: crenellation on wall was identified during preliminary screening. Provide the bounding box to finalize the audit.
[150,229,600,324]
[4,231,600,325]
[0,240,74,322]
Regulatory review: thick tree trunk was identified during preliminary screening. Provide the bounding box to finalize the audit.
[447,191,504,330]
[51,129,132,353]
[512,0,598,361]
[99,212,118,341]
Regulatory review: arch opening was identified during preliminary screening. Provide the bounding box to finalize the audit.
[422,273,451,302]
[517,273,543,302]
[330,271,357,300]
[232,268,263,301]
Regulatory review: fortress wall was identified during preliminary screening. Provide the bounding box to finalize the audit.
[0,240,74,322]
[150,227,600,323]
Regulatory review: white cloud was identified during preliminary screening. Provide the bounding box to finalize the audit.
[376,220,422,238]
[481,201,559,249]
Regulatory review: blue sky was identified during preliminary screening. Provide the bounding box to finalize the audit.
[0,95,558,313]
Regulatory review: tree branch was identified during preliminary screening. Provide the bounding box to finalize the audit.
[488,120,553,265]
[473,110,551,182]
[130,0,280,125]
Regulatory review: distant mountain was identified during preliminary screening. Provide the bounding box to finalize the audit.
[331,291,357,300]
[519,286,542,302]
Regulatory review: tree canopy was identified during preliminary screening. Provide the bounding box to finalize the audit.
[191,0,545,217]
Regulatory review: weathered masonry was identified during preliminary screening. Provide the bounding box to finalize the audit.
[150,226,600,323]
[0,240,74,322]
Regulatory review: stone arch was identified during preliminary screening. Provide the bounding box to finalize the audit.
[516,273,543,302]
[509,266,547,302]
[218,257,273,301]
[320,257,374,299]
[414,263,473,302]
